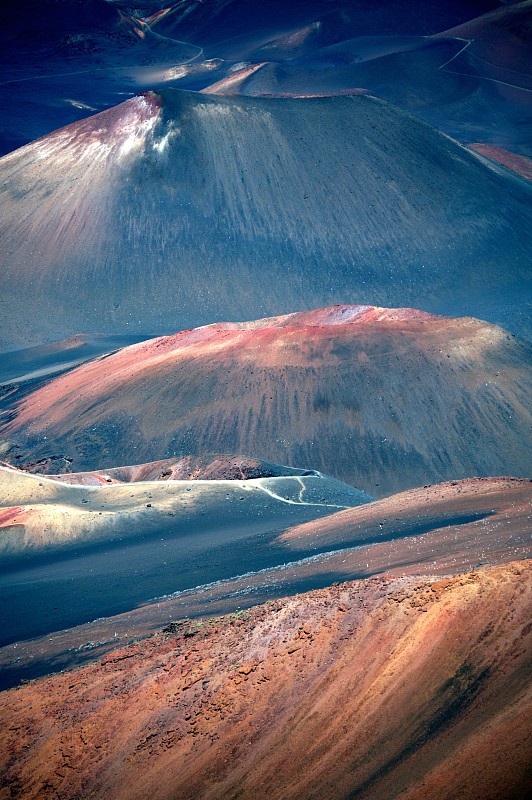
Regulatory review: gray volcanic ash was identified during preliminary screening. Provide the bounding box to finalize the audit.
[0,1,501,155]
[0,460,371,560]
[197,2,532,158]
[0,560,530,800]
[2,306,531,497]
[0,333,149,385]
[1,90,532,351]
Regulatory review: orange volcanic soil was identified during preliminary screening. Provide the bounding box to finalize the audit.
[280,476,532,559]
[0,560,530,800]
[2,306,531,496]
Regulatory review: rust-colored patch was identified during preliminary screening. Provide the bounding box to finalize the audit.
[0,506,33,528]
[469,144,532,182]
[0,562,530,800]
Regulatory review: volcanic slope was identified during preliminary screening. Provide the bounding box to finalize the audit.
[0,561,530,800]
[2,306,531,497]
[0,458,372,645]
[1,475,528,690]
[0,457,371,562]
[0,0,499,154]
[146,0,499,60]
[0,0,204,156]
[202,1,532,158]
[21,453,317,482]
[0,333,149,385]
[1,90,532,351]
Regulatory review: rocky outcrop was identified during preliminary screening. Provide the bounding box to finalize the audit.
[0,561,530,799]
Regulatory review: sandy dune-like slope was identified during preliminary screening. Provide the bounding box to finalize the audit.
[0,458,372,645]
[0,333,148,385]
[0,461,371,560]
[2,3,529,798]
[1,89,532,351]
[2,306,531,496]
[0,560,530,800]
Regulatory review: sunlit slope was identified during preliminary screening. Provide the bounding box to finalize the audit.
[0,460,371,560]
[2,307,531,496]
[1,90,532,350]
[1,561,530,800]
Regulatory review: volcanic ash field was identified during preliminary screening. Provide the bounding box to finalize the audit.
[0,2,531,799]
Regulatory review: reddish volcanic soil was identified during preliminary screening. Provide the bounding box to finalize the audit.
[468,144,532,182]
[14,454,311,484]
[280,476,532,561]
[2,306,531,496]
[0,560,530,800]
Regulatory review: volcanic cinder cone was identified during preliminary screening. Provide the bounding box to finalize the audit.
[2,306,531,496]
[1,89,532,351]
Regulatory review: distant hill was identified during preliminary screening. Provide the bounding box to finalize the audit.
[1,90,531,352]
[2,306,531,496]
